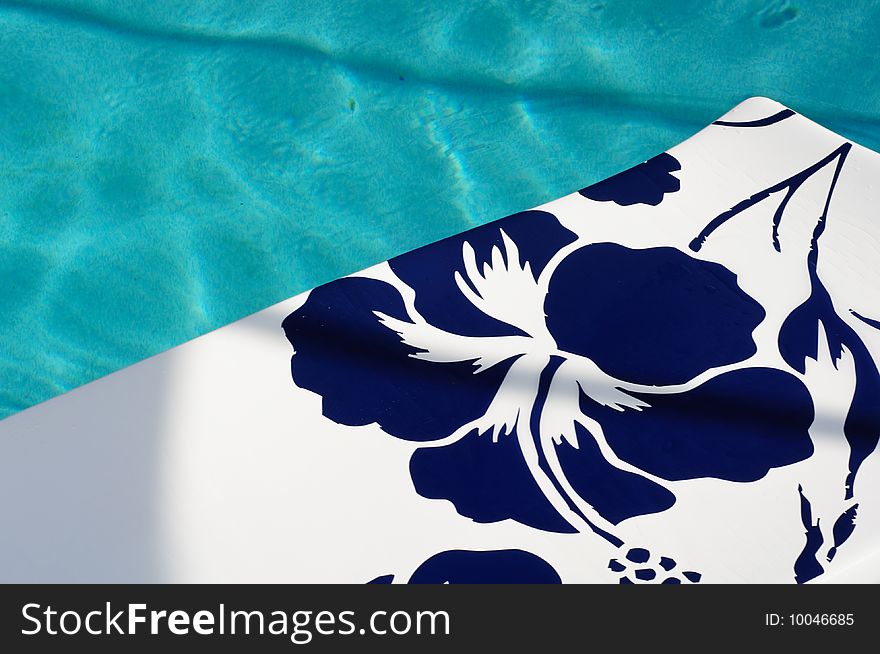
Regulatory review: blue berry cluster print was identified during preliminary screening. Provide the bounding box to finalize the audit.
[283,107,880,584]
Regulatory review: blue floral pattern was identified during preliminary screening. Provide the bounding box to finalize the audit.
[283,137,880,584]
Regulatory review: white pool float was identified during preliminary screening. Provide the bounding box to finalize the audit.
[2,97,879,584]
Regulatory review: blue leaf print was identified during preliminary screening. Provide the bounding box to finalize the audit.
[579,153,681,206]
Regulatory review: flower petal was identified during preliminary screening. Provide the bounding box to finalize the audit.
[555,423,676,524]
[409,427,576,533]
[590,367,814,482]
[283,276,514,441]
[545,243,764,386]
[389,210,576,337]
[579,152,681,206]
[408,549,562,584]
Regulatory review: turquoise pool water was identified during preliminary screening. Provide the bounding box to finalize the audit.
[2,0,880,419]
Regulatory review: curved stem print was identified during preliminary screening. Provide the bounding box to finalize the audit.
[689,141,880,581]
[712,108,795,128]
[689,143,851,254]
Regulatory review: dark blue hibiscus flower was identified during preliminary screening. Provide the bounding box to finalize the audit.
[579,153,681,206]
[282,205,815,541]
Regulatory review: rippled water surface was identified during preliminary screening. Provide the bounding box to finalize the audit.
[2,0,880,418]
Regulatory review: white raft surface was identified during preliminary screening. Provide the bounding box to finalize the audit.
[2,97,880,584]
